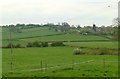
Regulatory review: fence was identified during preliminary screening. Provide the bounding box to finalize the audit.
[6,59,114,73]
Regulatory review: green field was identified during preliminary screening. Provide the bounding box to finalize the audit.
[2,27,63,39]
[2,40,27,47]
[2,26,63,46]
[21,34,110,42]
[64,42,118,49]
[2,33,111,47]
[2,47,118,77]
[2,26,118,77]
[2,26,112,47]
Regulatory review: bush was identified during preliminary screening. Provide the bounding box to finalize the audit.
[51,42,65,46]
[27,42,33,47]
[51,42,56,46]
[7,43,15,48]
[41,42,48,47]
[73,48,80,55]
[26,42,48,47]
[99,49,108,55]
[33,41,41,47]
[15,43,21,48]
[99,49,113,55]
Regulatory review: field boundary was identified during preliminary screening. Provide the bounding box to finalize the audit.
[5,60,94,73]
[2,39,113,42]
[5,60,118,73]
[2,33,66,40]
[65,44,118,50]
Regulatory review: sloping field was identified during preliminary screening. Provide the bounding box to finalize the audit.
[22,34,110,42]
[2,47,118,77]
[2,40,27,47]
[2,27,64,46]
[2,28,111,47]
[64,41,118,49]
[2,27,63,39]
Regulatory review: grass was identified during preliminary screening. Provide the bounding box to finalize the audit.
[2,27,63,39]
[2,47,118,77]
[2,40,27,47]
[2,34,111,47]
[21,34,110,42]
[64,41,118,49]
[2,26,118,77]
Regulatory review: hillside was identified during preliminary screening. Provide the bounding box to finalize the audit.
[2,26,112,47]
[2,27,63,39]
[22,34,110,42]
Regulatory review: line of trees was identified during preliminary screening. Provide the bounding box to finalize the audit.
[6,43,21,48]
[1,18,119,40]
[7,23,116,36]
[4,41,65,48]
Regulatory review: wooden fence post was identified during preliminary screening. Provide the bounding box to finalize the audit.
[41,60,43,72]
[103,58,105,68]
[71,60,74,70]
[45,63,47,72]
[10,62,13,74]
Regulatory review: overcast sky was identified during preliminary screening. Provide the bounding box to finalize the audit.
[0,0,119,26]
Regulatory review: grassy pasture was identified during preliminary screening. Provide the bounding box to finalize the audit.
[2,40,27,47]
[2,47,118,77]
[2,26,118,77]
[2,27,62,39]
[2,34,111,47]
[21,34,110,42]
[64,42,118,49]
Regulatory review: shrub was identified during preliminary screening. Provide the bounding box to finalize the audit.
[27,42,33,47]
[51,41,65,46]
[99,49,109,55]
[73,48,80,55]
[15,43,21,48]
[7,43,15,48]
[33,41,41,47]
[41,42,48,47]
